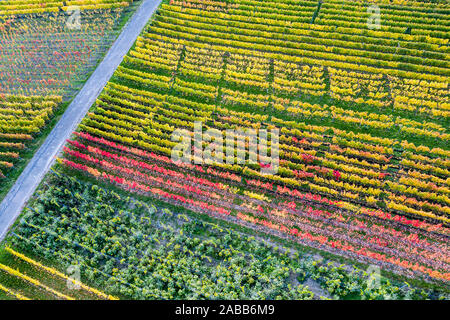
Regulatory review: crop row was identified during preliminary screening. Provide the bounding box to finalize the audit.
[11,169,448,299]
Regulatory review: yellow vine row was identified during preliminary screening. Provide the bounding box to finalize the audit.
[0,262,74,300]
[0,282,30,300]
[5,247,119,300]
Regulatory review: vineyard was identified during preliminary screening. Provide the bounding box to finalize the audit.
[6,169,448,299]
[0,7,127,96]
[0,0,449,300]
[0,243,117,300]
[0,0,132,16]
[0,0,139,200]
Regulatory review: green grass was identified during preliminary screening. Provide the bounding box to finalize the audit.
[0,247,55,300]
[0,245,105,300]
[0,288,15,300]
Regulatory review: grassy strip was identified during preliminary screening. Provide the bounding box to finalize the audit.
[0,252,55,300]
[0,290,15,300]
[5,246,117,300]
[0,244,107,300]
[0,260,74,300]
[0,282,30,300]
